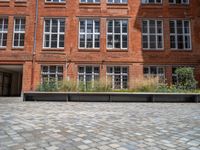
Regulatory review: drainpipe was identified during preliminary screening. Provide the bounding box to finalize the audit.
[31,0,38,91]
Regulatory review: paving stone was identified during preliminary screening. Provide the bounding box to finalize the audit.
[0,99,199,150]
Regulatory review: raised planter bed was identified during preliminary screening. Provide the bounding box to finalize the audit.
[23,92,200,103]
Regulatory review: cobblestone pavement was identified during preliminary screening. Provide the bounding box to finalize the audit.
[0,98,200,150]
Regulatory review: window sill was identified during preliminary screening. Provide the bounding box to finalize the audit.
[15,0,27,6]
[42,48,65,51]
[12,47,24,51]
[107,3,128,9]
[143,49,164,51]
[141,4,163,9]
[44,2,66,8]
[0,0,10,7]
[78,48,100,52]
[170,49,192,52]
[107,49,128,52]
[0,47,6,50]
[79,3,101,9]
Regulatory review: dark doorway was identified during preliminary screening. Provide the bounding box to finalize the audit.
[0,65,23,97]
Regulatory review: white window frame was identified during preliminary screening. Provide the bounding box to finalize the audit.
[43,18,65,49]
[79,19,100,49]
[143,66,165,82]
[169,0,189,4]
[0,17,8,48]
[107,19,128,50]
[13,17,26,48]
[106,66,128,89]
[45,0,65,3]
[142,19,164,50]
[107,0,128,4]
[78,65,100,88]
[80,0,100,3]
[170,20,192,50]
[141,0,162,4]
[41,65,63,84]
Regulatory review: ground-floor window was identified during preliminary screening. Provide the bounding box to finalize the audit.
[78,66,100,89]
[41,65,63,83]
[106,66,128,89]
[143,66,165,82]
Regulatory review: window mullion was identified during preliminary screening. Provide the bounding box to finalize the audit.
[85,20,87,48]
[58,19,60,48]
[93,20,95,48]
[155,20,158,49]
[49,19,52,48]
[120,20,122,49]
[113,20,114,49]
[148,20,150,49]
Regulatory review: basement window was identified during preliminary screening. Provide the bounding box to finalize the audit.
[141,0,162,4]
[143,66,165,82]
[169,0,189,4]
[41,65,63,84]
[45,0,65,2]
[80,0,100,3]
[78,66,100,89]
[107,66,128,89]
[107,0,128,4]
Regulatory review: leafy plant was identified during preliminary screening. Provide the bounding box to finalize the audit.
[175,67,197,90]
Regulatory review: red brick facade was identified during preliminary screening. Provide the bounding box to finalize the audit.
[0,0,200,92]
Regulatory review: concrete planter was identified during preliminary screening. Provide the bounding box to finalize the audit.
[23,92,199,103]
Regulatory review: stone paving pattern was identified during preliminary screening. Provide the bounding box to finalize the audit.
[0,98,200,150]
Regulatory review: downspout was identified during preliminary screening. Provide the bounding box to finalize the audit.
[31,0,38,91]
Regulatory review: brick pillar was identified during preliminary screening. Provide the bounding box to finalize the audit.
[33,63,41,90]
[22,61,32,92]
[7,16,14,51]
[165,65,172,85]
[130,63,143,89]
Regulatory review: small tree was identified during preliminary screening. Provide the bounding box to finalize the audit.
[175,67,197,90]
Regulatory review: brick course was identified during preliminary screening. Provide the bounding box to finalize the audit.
[0,0,200,91]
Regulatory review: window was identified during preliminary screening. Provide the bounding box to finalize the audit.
[107,66,128,89]
[45,0,65,2]
[78,66,100,89]
[80,0,100,3]
[41,66,63,83]
[43,18,65,49]
[142,20,163,50]
[108,0,128,4]
[143,66,165,82]
[107,20,128,49]
[141,0,162,4]
[0,17,8,48]
[170,20,191,50]
[79,19,100,49]
[169,0,189,4]
[13,18,25,48]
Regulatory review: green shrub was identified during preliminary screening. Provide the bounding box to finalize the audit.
[37,78,58,92]
[175,67,197,90]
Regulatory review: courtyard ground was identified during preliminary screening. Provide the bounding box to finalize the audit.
[0,97,199,150]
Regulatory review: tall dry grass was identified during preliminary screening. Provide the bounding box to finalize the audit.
[130,76,160,92]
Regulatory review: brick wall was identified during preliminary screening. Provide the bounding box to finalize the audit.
[0,0,199,91]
